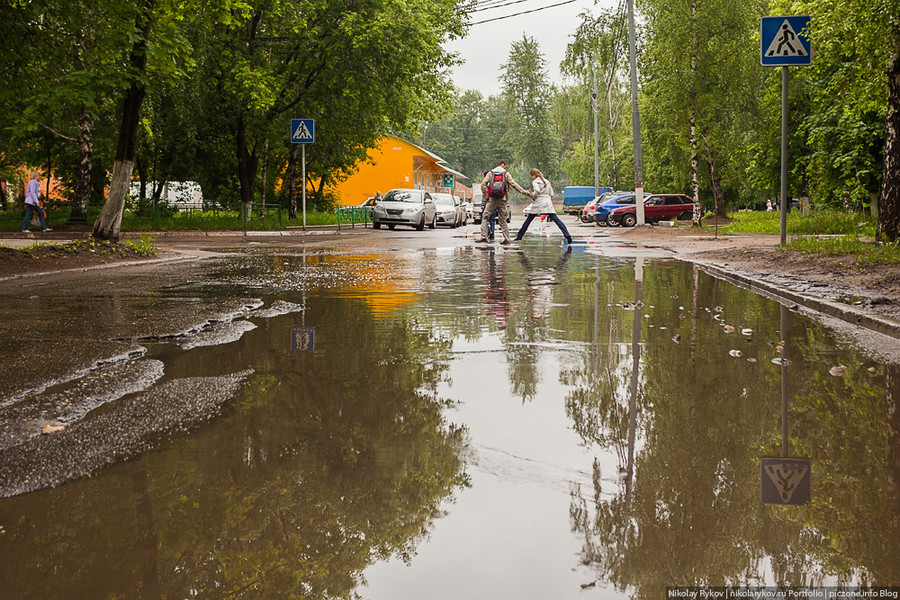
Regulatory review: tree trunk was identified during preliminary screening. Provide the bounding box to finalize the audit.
[689,0,702,227]
[879,43,900,243]
[288,143,298,219]
[705,142,726,218]
[92,0,154,241]
[71,106,94,221]
[234,116,258,207]
[261,137,269,205]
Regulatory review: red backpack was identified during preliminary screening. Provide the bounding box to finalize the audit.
[489,171,507,199]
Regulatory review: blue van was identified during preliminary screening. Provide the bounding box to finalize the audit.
[562,186,611,216]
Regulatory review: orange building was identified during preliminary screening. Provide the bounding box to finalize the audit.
[327,136,471,206]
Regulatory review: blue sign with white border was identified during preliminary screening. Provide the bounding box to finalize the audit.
[290,119,315,144]
[761,16,811,66]
[291,327,315,351]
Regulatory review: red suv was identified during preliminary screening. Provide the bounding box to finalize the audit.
[607,194,700,227]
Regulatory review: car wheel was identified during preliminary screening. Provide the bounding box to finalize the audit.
[621,213,637,227]
[373,221,381,229]
[580,215,592,223]
[428,215,436,229]
[416,215,425,231]
[679,212,692,220]
[594,218,608,227]
[388,223,396,230]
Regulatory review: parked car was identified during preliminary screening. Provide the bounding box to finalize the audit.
[606,194,701,227]
[580,197,599,223]
[591,192,640,226]
[472,193,484,224]
[471,192,511,224]
[432,192,463,227]
[372,189,437,230]
[464,201,474,221]
[455,196,468,226]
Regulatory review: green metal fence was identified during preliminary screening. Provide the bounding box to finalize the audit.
[335,205,372,228]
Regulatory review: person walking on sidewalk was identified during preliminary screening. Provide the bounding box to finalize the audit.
[22,170,51,232]
[475,160,531,245]
[514,169,572,244]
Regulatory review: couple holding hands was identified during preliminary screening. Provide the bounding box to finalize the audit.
[476,160,572,245]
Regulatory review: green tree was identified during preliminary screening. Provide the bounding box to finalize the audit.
[0,0,130,220]
[561,7,632,190]
[500,35,558,180]
[781,0,900,241]
[640,0,767,221]
[191,0,464,214]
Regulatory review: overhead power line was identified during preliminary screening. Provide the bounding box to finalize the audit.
[470,0,536,12]
[468,0,579,26]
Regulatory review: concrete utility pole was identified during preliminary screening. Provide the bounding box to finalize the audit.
[626,0,645,225]
[593,65,600,197]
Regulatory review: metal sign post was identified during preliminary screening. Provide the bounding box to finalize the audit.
[761,16,811,244]
[290,119,315,230]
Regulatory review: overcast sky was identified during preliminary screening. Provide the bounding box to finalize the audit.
[443,0,617,97]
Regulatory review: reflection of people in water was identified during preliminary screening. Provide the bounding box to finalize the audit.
[517,247,572,320]
[481,249,509,329]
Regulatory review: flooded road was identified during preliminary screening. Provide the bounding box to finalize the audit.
[1,228,899,598]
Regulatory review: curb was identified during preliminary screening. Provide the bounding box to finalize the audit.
[695,261,900,340]
[0,250,201,283]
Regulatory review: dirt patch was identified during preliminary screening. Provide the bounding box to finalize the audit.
[0,239,157,279]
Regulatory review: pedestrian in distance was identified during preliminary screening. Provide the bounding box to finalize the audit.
[21,169,51,232]
[475,159,531,245]
[514,169,572,244]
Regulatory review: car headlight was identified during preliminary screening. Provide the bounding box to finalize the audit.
[403,207,420,214]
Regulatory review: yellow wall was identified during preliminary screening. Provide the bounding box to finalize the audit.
[328,136,463,206]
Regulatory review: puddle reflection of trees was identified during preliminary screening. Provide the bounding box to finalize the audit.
[561,262,900,591]
[0,296,471,599]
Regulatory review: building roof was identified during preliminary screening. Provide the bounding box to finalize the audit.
[401,138,469,181]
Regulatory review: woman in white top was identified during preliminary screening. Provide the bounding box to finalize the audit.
[514,168,572,244]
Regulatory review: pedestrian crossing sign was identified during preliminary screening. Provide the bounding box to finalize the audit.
[290,119,315,144]
[761,16,812,66]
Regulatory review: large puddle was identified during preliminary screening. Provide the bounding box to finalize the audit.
[1,242,898,597]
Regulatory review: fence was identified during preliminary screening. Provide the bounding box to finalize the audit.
[335,205,372,228]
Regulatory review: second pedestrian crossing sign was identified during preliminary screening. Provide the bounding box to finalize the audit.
[761,16,812,66]
[291,119,315,144]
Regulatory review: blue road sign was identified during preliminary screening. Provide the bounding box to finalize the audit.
[761,16,812,66]
[291,327,315,351]
[290,119,315,144]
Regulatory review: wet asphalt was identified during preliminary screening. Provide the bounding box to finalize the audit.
[1,220,898,497]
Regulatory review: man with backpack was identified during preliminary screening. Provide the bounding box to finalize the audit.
[475,159,531,245]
